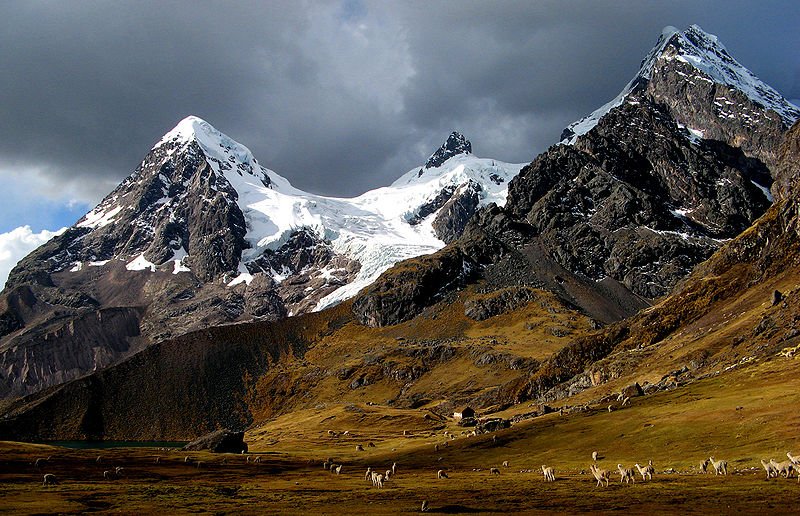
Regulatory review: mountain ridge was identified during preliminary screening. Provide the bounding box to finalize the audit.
[0,23,797,416]
[3,118,798,442]
[354,24,795,328]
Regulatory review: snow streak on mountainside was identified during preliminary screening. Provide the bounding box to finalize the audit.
[561,25,800,144]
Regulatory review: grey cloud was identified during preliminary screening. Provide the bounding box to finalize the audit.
[0,1,797,208]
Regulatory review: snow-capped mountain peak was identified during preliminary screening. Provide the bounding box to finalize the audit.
[154,115,273,189]
[229,132,524,311]
[662,25,799,125]
[13,116,525,327]
[390,132,510,189]
[157,115,213,145]
[561,25,800,144]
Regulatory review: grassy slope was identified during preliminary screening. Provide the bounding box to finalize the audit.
[2,354,798,514]
[243,336,800,473]
[3,219,800,512]
[0,282,593,441]
[244,284,594,421]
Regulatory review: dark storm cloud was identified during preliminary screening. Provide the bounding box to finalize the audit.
[0,2,308,196]
[0,1,798,207]
[395,0,800,163]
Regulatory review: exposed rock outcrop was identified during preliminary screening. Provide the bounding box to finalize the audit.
[463,287,537,321]
[432,180,482,243]
[6,136,253,289]
[644,26,797,173]
[485,119,800,407]
[510,97,771,299]
[352,243,488,328]
[772,121,800,201]
[183,429,248,453]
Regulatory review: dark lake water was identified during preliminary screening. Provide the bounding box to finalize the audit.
[34,441,187,449]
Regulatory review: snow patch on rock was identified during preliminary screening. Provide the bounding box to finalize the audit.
[77,205,122,229]
[171,247,191,275]
[126,253,156,272]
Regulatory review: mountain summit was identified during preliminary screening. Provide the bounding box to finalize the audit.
[561,25,800,155]
[155,115,273,188]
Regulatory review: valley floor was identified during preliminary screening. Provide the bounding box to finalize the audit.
[2,355,799,515]
[1,453,795,515]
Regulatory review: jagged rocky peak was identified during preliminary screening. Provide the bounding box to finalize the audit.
[561,25,799,147]
[534,22,798,293]
[425,131,472,169]
[657,25,799,124]
[5,115,270,289]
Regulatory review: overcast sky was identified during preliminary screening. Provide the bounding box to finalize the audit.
[0,1,798,238]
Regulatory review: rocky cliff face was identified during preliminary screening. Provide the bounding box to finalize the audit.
[494,118,800,406]
[354,25,795,327]
[0,304,337,441]
[644,26,797,173]
[772,122,800,201]
[247,229,361,315]
[561,25,799,149]
[510,96,771,299]
[0,306,145,399]
[7,136,255,290]
[353,203,650,327]
[431,180,483,244]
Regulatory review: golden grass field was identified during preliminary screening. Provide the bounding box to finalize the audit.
[2,351,798,515]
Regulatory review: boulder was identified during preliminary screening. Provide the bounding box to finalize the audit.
[183,429,247,453]
[620,382,644,399]
[464,287,536,322]
[642,383,660,395]
[432,181,482,243]
[476,418,510,433]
